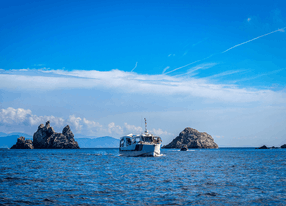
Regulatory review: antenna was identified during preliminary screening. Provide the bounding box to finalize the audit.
[141,115,142,134]
[144,118,147,133]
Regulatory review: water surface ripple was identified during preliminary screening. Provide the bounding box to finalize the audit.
[0,148,285,205]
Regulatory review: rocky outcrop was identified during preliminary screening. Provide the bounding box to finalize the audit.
[257,145,268,149]
[281,144,286,148]
[163,127,218,149]
[11,136,34,149]
[180,145,188,151]
[33,121,80,149]
[270,146,279,149]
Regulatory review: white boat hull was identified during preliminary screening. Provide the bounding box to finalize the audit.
[119,144,161,157]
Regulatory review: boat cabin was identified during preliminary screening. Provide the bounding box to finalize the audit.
[119,134,162,148]
[120,135,141,147]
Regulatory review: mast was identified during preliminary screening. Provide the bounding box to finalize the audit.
[144,118,147,134]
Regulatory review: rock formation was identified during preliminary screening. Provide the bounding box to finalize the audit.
[257,145,268,149]
[163,127,218,149]
[33,121,80,149]
[180,145,188,151]
[270,146,279,149]
[281,144,286,148]
[11,136,34,149]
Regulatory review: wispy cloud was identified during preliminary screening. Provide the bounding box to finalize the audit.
[185,63,217,75]
[207,69,247,79]
[165,27,285,75]
[247,18,251,22]
[162,66,170,74]
[164,60,202,75]
[1,68,286,104]
[33,64,45,67]
[192,38,208,47]
[231,68,285,83]
[131,62,138,72]
[165,54,215,75]
[222,27,286,53]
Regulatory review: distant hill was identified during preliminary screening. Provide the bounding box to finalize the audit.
[0,132,32,138]
[75,136,119,148]
[0,132,7,137]
[0,132,119,148]
[0,133,32,148]
[7,132,32,139]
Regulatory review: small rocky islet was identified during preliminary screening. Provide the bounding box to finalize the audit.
[10,136,34,149]
[257,144,286,149]
[10,121,79,149]
[163,127,218,149]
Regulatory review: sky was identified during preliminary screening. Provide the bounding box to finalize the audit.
[0,0,286,147]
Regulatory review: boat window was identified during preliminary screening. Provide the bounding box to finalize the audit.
[135,137,141,142]
[120,139,124,147]
[145,137,152,142]
[126,138,131,146]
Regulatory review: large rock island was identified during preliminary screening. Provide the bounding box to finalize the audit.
[11,121,80,149]
[163,127,218,149]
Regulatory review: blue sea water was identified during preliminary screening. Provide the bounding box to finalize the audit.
[0,148,286,205]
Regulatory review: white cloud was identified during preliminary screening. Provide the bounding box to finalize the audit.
[82,118,103,134]
[0,107,171,138]
[83,118,102,129]
[67,115,82,132]
[247,17,251,22]
[108,122,123,135]
[1,68,286,105]
[123,123,143,134]
[0,107,65,127]
[151,128,172,136]
[0,107,32,124]
[28,114,65,126]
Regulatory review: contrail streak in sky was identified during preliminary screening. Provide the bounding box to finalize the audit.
[164,54,215,75]
[165,27,285,75]
[222,27,286,53]
[131,62,138,72]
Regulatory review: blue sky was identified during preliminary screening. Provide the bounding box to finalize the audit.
[0,0,286,146]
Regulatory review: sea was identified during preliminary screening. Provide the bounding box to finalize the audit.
[0,148,285,205]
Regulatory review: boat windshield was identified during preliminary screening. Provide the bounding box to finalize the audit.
[135,137,141,143]
[126,137,132,146]
[120,139,124,147]
[143,136,153,142]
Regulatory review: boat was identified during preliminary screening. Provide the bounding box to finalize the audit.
[119,118,162,157]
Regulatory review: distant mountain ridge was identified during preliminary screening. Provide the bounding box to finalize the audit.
[0,132,33,148]
[0,132,119,148]
[75,136,119,148]
[0,132,33,138]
